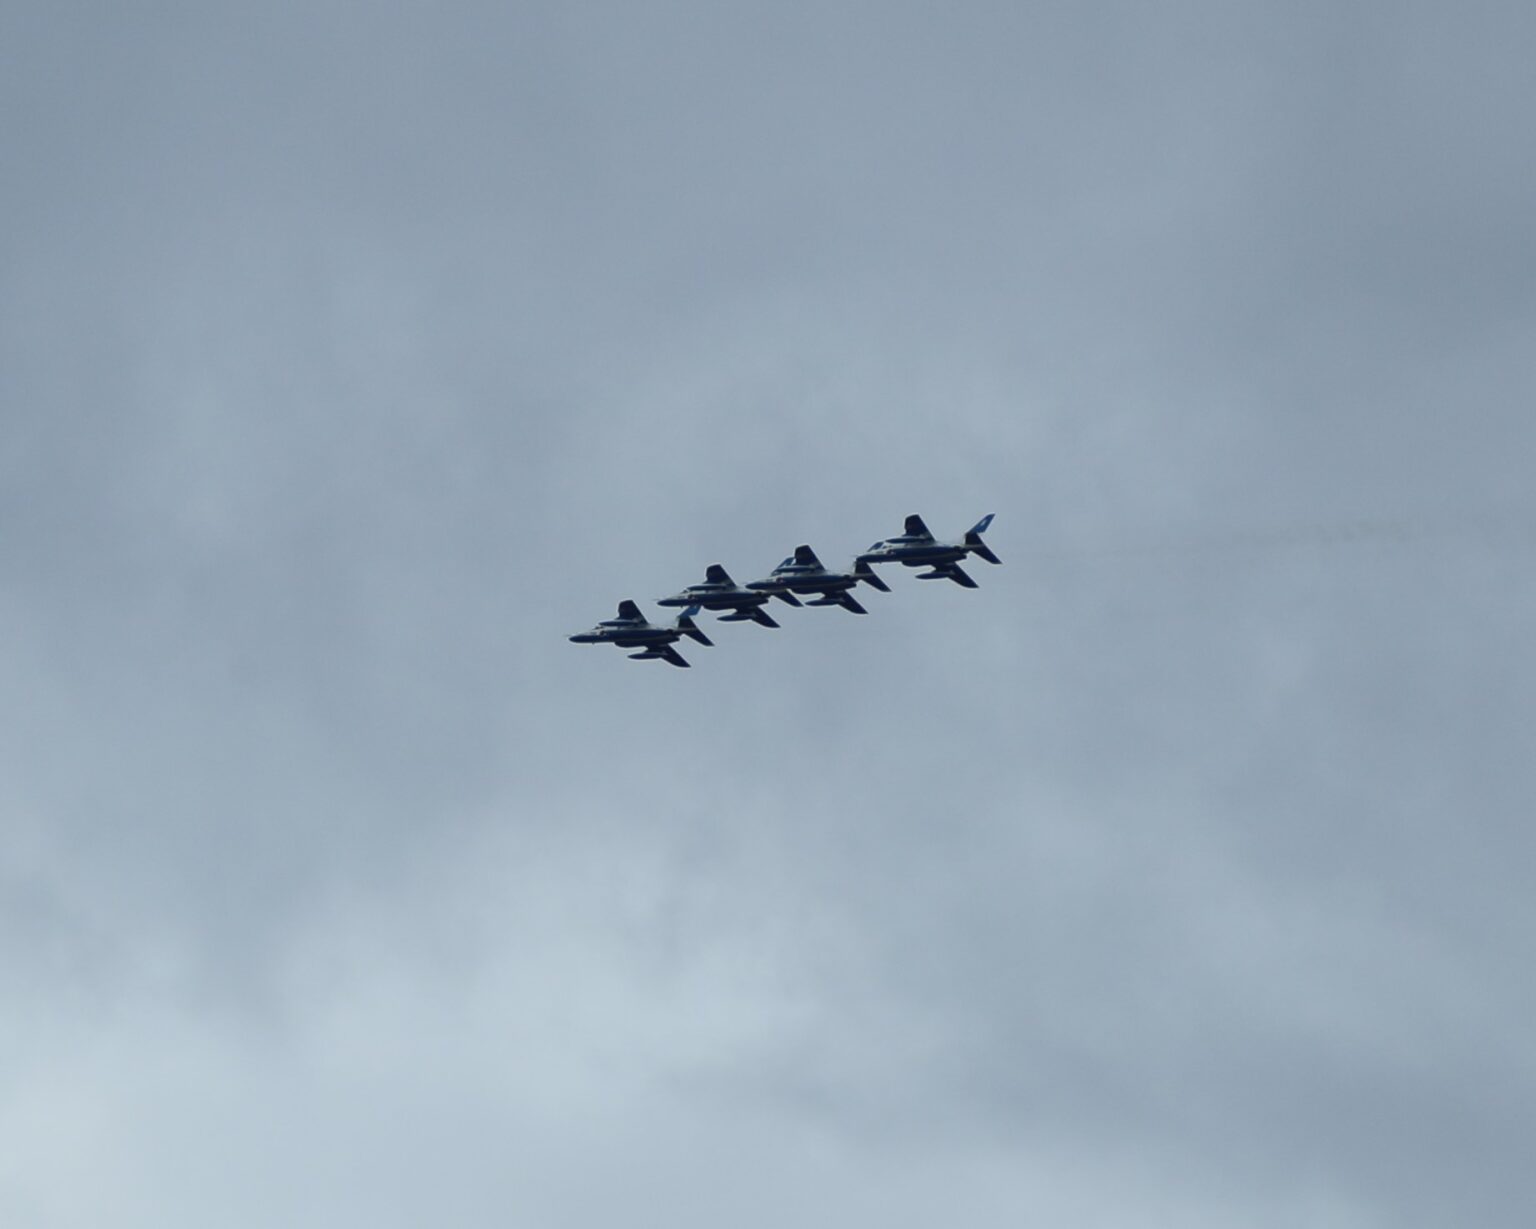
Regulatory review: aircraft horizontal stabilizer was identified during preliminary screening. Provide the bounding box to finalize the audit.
[965,514,1000,563]
[854,560,890,592]
[675,609,713,646]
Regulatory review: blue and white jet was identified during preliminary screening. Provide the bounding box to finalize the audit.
[746,544,891,614]
[568,600,712,667]
[856,513,1001,588]
[658,564,784,628]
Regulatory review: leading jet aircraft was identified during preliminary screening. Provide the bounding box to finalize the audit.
[746,544,891,614]
[658,564,784,628]
[568,600,712,667]
[856,513,1001,588]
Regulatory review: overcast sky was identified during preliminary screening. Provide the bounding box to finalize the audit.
[4,3,1535,1226]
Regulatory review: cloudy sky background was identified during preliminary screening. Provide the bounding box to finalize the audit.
[4,3,1535,1225]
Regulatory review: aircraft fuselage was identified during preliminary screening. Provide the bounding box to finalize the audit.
[657,587,770,611]
[568,621,676,649]
[860,541,967,566]
[750,569,858,597]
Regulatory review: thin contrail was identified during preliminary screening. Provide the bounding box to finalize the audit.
[1013,511,1536,562]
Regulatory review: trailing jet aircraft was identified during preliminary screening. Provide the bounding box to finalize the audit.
[568,600,712,667]
[856,513,1001,588]
[658,564,784,627]
[746,544,891,614]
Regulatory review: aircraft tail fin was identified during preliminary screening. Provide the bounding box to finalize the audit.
[675,606,713,646]
[854,559,890,592]
[965,514,1001,565]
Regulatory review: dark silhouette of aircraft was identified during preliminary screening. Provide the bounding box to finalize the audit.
[568,600,711,667]
[658,565,783,627]
[857,514,1000,588]
[746,544,890,614]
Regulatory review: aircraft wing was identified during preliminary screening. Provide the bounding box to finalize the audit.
[793,544,821,566]
[903,514,934,539]
[834,591,868,614]
[616,599,644,621]
[935,562,978,588]
[655,644,691,667]
[705,563,732,585]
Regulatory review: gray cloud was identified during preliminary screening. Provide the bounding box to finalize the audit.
[4,2,1534,1225]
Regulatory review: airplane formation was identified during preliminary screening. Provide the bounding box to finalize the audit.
[569,513,999,668]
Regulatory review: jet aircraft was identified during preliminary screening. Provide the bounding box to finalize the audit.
[746,544,891,614]
[658,564,783,627]
[856,513,1001,588]
[568,600,712,667]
